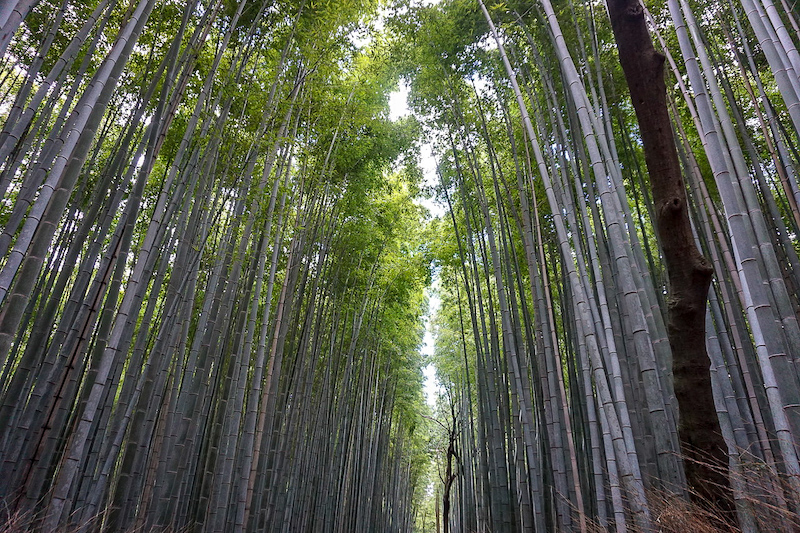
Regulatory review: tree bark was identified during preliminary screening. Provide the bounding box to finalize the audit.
[606,0,732,513]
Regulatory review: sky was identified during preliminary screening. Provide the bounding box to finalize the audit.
[421,289,441,407]
[389,82,446,219]
[389,83,444,407]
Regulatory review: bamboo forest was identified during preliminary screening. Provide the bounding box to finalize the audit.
[3,0,800,530]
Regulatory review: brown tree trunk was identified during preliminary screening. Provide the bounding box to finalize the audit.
[606,0,733,515]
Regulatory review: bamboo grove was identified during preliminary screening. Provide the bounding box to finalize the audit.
[0,0,433,531]
[397,0,800,531]
[2,0,800,531]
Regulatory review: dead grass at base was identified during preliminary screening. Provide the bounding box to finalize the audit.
[578,450,800,533]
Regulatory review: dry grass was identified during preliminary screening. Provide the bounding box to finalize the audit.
[578,450,800,532]
[0,504,195,533]
[646,491,737,533]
